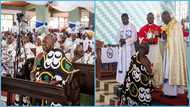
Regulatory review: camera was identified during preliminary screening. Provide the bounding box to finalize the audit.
[16,13,24,23]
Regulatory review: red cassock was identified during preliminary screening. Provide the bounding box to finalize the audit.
[138,24,161,44]
[182,27,189,38]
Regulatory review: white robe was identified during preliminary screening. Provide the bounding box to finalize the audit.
[54,41,60,49]
[2,41,16,77]
[63,37,72,53]
[24,42,35,59]
[147,42,163,87]
[36,45,43,56]
[116,23,137,84]
[11,25,18,34]
[83,38,94,52]
[162,20,187,96]
[64,38,81,61]
[162,41,185,96]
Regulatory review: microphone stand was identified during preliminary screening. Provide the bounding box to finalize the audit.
[14,19,21,78]
[14,18,27,79]
[14,16,28,106]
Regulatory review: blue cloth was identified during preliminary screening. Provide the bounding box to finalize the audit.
[36,21,44,28]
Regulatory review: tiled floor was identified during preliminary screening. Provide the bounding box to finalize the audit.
[96,79,189,106]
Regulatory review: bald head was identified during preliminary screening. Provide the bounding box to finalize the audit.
[42,35,54,52]
[161,11,171,24]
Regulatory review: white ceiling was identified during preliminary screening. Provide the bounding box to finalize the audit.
[26,1,94,12]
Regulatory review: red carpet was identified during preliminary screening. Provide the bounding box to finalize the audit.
[152,89,189,105]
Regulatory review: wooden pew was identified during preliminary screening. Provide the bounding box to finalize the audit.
[1,63,94,105]
[96,40,117,80]
[2,76,70,105]
[73,63,94,95]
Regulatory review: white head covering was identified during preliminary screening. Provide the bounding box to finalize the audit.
[67,21,82,34]
[37,36,44,41]
[67,27,78,34]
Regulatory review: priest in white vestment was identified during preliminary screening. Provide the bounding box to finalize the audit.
[116,13,137,84]
[161,11,188,96]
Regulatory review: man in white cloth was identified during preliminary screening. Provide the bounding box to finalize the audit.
[63,34,72,53]
[116,13,137,84]
[53,33,61,49]
[2,32,16,77]
[74,30,94,64]
[35,36,43,56]
[11,22,18,35]
[63,30,80,61]
[23,35,36,58]
[83,30,94,52]
[161,11,188,97]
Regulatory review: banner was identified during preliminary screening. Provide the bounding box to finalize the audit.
[35,20,48,34]
[101,47,119,63]
[36,20,48,29]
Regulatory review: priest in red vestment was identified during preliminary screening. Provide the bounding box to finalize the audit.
[138,12,163,88]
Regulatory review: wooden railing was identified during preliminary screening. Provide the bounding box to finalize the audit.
[2,63,94,105]
[73,63,94,95]
[96,40,117,80]
[2,76,70,105]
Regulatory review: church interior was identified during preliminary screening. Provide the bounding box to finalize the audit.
[1,1,94,106]
[95,1,189,106]
[0,0,190,106]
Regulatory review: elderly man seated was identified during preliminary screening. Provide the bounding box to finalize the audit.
[31,35,80,105]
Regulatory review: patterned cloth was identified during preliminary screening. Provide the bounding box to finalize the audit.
[138,24,161,44]
[32,49,74,84]
[2,41,16,77]
[31,49,80,105]
[121,54,153,106]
